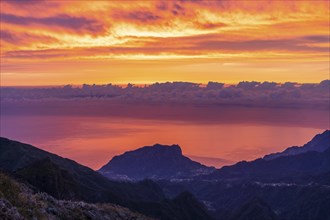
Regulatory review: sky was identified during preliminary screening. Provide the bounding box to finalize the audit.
[0,0,329,169]
[1,0,329,86]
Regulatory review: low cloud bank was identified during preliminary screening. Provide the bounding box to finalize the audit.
[1,80,329,109]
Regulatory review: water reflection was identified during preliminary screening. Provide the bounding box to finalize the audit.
[0,111,326,169]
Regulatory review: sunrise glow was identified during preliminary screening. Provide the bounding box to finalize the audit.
[1,0,329,86]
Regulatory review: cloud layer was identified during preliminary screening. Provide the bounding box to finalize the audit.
[1,80,329,110]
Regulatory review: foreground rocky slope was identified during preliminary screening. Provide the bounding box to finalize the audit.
[0,172,152,220]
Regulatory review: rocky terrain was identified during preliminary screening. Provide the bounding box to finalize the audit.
[0,172,153,220]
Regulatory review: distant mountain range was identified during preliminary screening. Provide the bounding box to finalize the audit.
[99,144,215,180]
[160,130,330,220]
[206,147,330,183]
[1,129,329,220]
[264,130,330,160]
[99,130,330,184]
[97,130,330,220]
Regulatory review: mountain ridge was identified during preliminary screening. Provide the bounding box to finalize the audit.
[0,137,212,220]
[263,130,330,160]
[206,148,330,182]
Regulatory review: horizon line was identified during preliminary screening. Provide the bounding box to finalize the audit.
[1,79,328,88]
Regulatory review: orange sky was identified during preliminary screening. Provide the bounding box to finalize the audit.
[1,0,329,86]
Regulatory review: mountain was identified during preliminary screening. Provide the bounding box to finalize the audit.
[229,198,278,220]
[163,192,213,220]
[133,191,212,220]
[16,157,82,200]
[99,144,215,180]
[159,177,330,220]
[2,130,329,220]
[0,137,212,220]
[0,172,152,220]
[0,137,164,204]
[264,130,330,160]
[206,149,330,182]
[156,130,330,220]
[205,130,330,182]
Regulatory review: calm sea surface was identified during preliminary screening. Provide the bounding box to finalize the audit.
[1,106,327,169]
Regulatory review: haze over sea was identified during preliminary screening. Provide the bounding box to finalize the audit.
[1,98,328,169]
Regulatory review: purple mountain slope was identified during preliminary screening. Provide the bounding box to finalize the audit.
[264,130,330,160]
[99,144,215,180]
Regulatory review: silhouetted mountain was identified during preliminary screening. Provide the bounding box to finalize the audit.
[0,137,212,220]
[229,198,278,220]
[207,148,330,182]
[264,130,330,160]
[205,130,330,183]
[99,144,215,180]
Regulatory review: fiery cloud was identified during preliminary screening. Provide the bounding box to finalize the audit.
[0,0,329,85]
